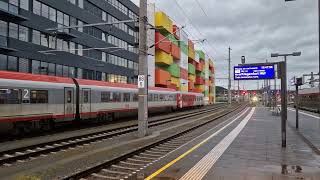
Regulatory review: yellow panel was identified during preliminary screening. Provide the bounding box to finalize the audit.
[155,50,173,65]
[188,48,195,60]
[155,12,173,34]
[188,74,195,82]
[171,77,180,86]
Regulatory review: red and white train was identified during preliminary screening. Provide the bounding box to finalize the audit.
[0,71,204,134]
[298,87,320,113]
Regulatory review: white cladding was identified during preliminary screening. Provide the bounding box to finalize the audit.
[179,29,188,70]
[147,3,155,87]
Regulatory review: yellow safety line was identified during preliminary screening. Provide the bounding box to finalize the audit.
[144,108,250,180]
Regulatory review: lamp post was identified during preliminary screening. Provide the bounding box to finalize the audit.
[271,52,301,148]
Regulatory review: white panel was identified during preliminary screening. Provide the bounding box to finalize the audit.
[195,52,200,63]
[180,52,188,70]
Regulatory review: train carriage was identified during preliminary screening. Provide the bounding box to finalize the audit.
[0,71,205,134]
[298,87,320,113]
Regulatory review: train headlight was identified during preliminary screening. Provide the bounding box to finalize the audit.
[252,96,258,102]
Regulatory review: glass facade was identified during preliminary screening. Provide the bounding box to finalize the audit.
[0,0,138,84]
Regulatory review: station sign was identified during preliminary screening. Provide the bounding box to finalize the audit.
[234,65,275,80]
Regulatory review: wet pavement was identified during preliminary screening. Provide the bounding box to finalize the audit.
[144,107,320,180]
[287,108,320,152]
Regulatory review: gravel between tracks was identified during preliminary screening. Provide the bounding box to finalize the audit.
[0,105,220,153]
[0,105,233,179]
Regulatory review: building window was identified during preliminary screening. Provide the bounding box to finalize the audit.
[0,54,7,70]
[77,44,83,56]
[78,0,83,8]
[9,23,18,39]
[9,0,19,14]
[32,29,40,45]
[49,7,56,21]
[77,20,83,32]
[69,42,75,54]
[48,63,55,76]
[69,66,75,78]
[0,20,7,37]
[40,61,48,75]
[40,33,48,47]
[19,58,29,73]
[32,60,40,74]
[56,38,63,50]
[20,0,29,10]
[18,25,29,42]
[41,3,48,18]
[33,0,41,15]
[7,56,18,72]
[56,64,63,76]
[63,65,69,77]
[96,71,102,81]
[48,36,56,49]
[70,16,77,29]
[62,40,69,52]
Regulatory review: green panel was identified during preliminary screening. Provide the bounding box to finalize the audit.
[180,42,188,55]
[165,63,180,78]
[204,90,209,96]
[188,64,195,75]
[197,50,205,60]
[167,34,179,46]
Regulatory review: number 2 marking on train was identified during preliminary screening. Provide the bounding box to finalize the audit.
[23,89,30,99]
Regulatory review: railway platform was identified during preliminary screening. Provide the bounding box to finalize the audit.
[287,108,320,153]
[142,107,320,180]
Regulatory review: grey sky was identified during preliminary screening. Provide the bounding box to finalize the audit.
[131,0,319,90]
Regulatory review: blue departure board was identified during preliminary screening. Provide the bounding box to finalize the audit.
[234,65,275,80]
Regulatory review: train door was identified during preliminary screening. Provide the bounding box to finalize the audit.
[64,87,74,120]
[81,88,91,119]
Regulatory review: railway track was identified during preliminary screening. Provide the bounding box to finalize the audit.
[64,104,246,180]
[0,104,227,167]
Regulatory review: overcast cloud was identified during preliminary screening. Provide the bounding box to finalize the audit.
[131,0,319,90]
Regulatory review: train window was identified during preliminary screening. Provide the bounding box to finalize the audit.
[101,92,111,102]
[148,94,153,101]
[83,91,89,103]
[133,93,139,102]
[0,89,21,104]
[67,91,72,103]
[113,92,121,102]
[30,90,48,104]
[159,94,165,101]
[123,93,131,102]
[154,94,159,101]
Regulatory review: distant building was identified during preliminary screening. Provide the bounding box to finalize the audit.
[0,0,139,84]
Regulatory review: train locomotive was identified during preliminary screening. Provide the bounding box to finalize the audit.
[0,71,204,134]
[298,87,320,113]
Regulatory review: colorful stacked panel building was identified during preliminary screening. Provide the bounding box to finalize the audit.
[149,10,215,104]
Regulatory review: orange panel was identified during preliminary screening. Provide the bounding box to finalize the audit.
[171,43,181,60]
[180,68,188,80]
[173,25,180,40]
[155,32,171,54]
[155,68,171,86]
[188,40,194,49]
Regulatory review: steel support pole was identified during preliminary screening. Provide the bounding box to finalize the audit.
[138,0,148,137]
[237,80,240,102]
[295,84,299,129]
[280,57,287,148]
[318,0,320,92]
[228,47,232,104]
